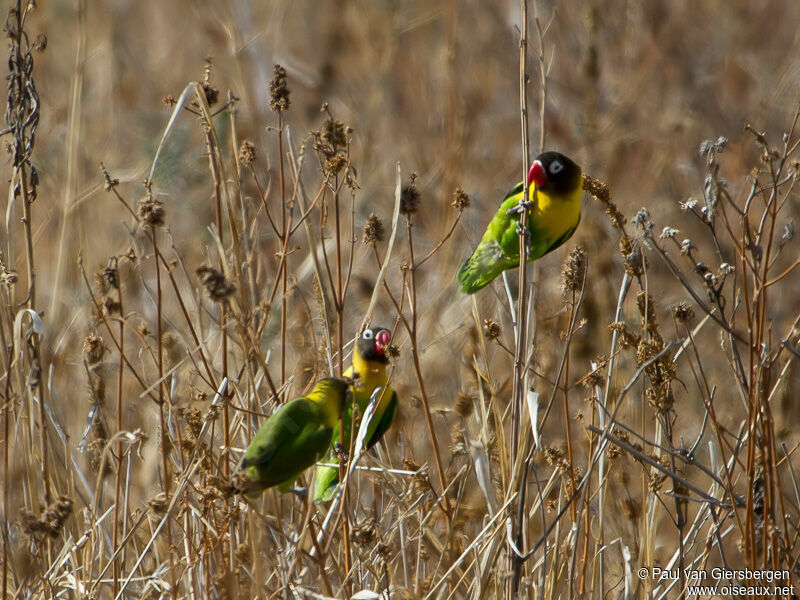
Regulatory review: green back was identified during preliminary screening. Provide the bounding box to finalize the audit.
[240,398,333,491]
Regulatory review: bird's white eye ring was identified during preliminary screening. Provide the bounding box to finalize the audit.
[549,160,563,174]
[362,329,374,340]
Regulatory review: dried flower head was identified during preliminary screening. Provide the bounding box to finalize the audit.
[561,245,587,293]
[452,187,470,211]
[362,213,385,246]
[582,173,610,204]
[103,262,119,290]
[239,140,256,166]
[201,81,219,106]
[679,198,698,212]
[83,334,105,365]
[196,266,236,301]
[672,301,694,324]
[137,197,165,227]
[162,94,177,107]
[21,496,73,541]
[455,392,474,418]
[351,519,377,548]
[400,174,420,215]
[680,239,695,255]
[483,318,502,341]
[268,64,290,112]
[659,226,679,240]
[608,322,641,350]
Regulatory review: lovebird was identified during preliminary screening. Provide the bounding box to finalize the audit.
[457,151,583,294]
[231,377,349,498]
[312,327,397,502]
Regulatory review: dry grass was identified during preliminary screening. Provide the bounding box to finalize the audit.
[2,1,800,598]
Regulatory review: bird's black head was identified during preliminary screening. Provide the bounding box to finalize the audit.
[356,326,391,364]
[527,151,582,196]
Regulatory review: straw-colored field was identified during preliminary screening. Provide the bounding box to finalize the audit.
[3,1,800,598]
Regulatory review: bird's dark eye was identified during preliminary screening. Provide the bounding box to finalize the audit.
[549,160,563,174]
[362,329,374,340]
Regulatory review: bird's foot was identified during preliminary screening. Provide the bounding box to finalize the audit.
[334,442,349,461]
[288,487,308,498]
[506,199,533,216]
[513,225,534,258]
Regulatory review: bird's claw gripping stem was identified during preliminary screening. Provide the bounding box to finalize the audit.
[334,442,348,461]
[505,199,533,216]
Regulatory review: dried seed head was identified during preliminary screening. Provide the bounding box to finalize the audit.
[679,198,698,211]
[636,291,660,337]
[579,359,607,389]
[362,213,385,246]
[659,226,679,240]
[672,301,694,324]
[321,114,347,150]
[400,174,420,215]
[21,496,73,541]
[581,173,609,204]
[452,187,470,211]
[201,81,219,106]
[543,446,570,473]
[162,94,177,107]
[147,493,168,515]
[632,207,652,231]
[351,519,377,548]
[483,318,502,341]
[196,266,236,302]
[83,335,105,365]
[608,322,640,350]
[455,392,474,418]
[268,64,290,112]
[680,239,694,255]
[449,424,467,455]
[385,344,400,359]
[137,197,165,227]
[561,245,587,293]
[622,238,645,277]
[103,263,119,290]
[239,140,256,166]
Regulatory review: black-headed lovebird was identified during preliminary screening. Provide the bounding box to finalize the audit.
[231,377,349,498]
[312,327,397,502]
[457,151,583,294]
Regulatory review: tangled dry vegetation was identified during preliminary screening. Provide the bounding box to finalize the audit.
[2,1,800,599]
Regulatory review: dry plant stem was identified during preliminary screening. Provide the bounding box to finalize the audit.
[278,113,288,388]
[150,226,178,598]
[112,276,125,598]
[200,107,235,594]
[405,221,452,518]
[509,0,531,594]
[2,337,11,600]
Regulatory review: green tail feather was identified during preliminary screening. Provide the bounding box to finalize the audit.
[312,460,341,503]
[457,240,516,294]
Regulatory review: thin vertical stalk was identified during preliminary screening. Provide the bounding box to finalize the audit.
[278,112,288,387]
[151,227,177,598]
[112,270,125,598]
[509,0,531,594]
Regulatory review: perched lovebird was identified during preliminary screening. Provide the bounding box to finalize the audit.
[231,377,349,498]
[312,327,397,502]
[457,151,583,294]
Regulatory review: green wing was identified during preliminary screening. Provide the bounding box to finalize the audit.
[311,389,397,503]
[457,184,524,294]
[366,390,398,450]
[238,399,332,494]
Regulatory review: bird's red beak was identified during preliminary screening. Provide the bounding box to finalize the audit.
[375,329,391,354]
[528,160,547,188]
